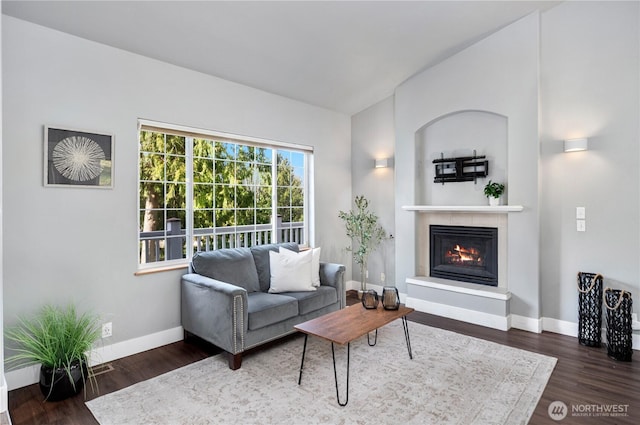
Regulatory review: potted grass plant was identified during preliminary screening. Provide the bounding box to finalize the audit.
[483,180,505,206]
[5,304,101,401]
[339,195,386,298]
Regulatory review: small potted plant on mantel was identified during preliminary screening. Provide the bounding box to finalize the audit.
[484,180,505,206]
[339,195,387,298]
[5,303,102,401]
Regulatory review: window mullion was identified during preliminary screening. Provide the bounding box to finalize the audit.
[271,149,278,243]
[163,134,169,257]
[185,137,194,260]
[304,153,310,246]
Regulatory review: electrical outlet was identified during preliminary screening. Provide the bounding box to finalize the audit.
[577,220,586,232]
[381,272,386,283]
[102,322,112,338]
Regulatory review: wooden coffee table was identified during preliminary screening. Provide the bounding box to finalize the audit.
[294,303,414,406]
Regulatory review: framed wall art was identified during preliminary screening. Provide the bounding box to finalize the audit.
[44,126,114,188]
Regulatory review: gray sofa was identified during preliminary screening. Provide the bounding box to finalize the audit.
[181,242,345,369]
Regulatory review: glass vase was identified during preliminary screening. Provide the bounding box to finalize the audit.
[356,259,368,299]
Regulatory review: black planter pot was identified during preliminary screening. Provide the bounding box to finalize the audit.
[39,359,88,401]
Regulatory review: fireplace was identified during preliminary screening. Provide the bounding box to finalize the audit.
[430,225,498,286]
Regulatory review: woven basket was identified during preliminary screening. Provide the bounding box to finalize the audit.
[577,272,603,347]
[604,288,633,362]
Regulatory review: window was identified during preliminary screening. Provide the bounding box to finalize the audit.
[138,121,311,267]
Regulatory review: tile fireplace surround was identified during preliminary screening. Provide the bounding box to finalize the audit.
[402,205,523,331]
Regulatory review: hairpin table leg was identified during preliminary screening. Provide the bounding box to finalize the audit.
[367,328,378,346]
[402,316,413,359]
[331,342,350,406]
[298,334,308,385]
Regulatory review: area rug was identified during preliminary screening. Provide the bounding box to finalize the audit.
[86,321,556,425]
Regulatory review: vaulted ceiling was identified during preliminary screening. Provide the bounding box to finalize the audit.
[2,1,559,115]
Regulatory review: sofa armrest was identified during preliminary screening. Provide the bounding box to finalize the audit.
[181,273,248,354]
[319,262,346,308]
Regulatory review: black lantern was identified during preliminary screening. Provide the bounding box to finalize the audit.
[382,286,400,310]
[361,290,379,309]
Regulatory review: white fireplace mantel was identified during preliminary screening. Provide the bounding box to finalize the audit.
[402,205,524,213]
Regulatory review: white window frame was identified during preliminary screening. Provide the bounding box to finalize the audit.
[137,119,313,270]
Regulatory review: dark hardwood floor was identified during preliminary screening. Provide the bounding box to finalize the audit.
[8,294,640,424]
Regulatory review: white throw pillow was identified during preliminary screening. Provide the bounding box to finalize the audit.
[311,247,321,287]
[268,249,316,293]
[280,247,321,287]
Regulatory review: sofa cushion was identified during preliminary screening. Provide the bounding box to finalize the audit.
[191,248,260,292]
[283,286,338,315]
[250,243,298,292]
[247,292,299,330]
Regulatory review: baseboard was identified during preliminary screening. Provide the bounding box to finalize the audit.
[347,279,381,292]
[542,318,640,351]
[406,296,510,331]
[541,317,578,337]
[510,314,543,333]
[0,410,10,425]
[0,374,7,415]
[346,279,360,292]
[88,326,184,366]
[5,326,184,391]
[4,365,38,393]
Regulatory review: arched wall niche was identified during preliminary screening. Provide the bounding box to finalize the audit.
[415,110,508,206]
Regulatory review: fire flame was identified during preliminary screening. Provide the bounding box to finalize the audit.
[445,244,483,265]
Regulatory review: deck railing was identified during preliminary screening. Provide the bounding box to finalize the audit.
[139,218,304,264]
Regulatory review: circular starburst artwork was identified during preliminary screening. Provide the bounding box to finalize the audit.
[52,136,106,182]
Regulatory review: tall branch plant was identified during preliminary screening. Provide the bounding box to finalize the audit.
[339,195,386,292]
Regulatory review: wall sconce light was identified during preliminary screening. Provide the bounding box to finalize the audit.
[374,158,391,168]
[564,138,588,152]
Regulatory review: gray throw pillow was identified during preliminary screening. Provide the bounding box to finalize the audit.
[251,243,299,292]
[191,248,260,292]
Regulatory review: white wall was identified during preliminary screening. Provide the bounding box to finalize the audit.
[394,12,540,318]
[2,16,351,388]
[539,1,640,322]
[349,96,395,287]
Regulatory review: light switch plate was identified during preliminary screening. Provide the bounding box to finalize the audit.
[576,207,586,219]
[577,220,586,232]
